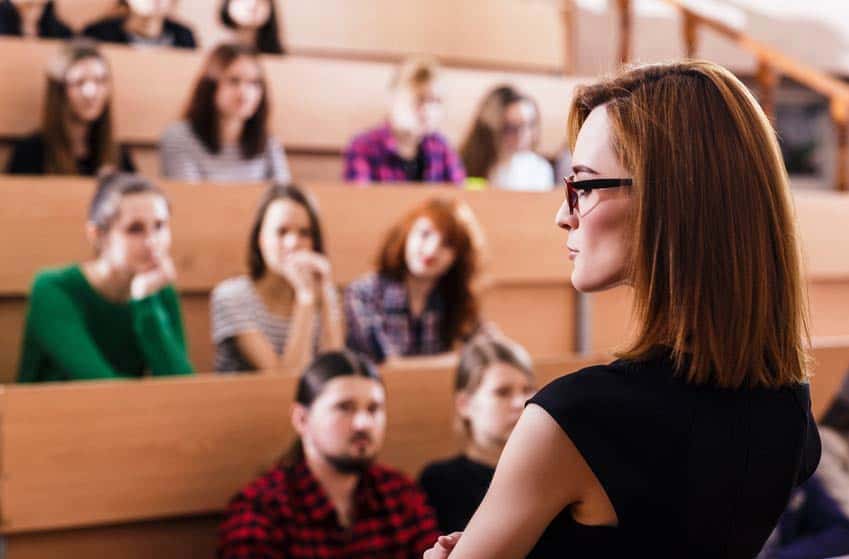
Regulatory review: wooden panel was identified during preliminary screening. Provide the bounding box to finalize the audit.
[0,298,26,384]
[5,515,219,559]
[0,38,587,155]
[0,355,593,533]
[0,178,570,294]
[810,340,849,418]
[54,0,564,73]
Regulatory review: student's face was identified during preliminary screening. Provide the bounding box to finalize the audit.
[404,217,456,280]
[259,199,314,272]
[500,100,537,155]
[227,0,272,29]
[295,377,387,473]
[97,193,172,275]
[65,58,111,124]
[459,363,535,450]
[390,82,443,136]
[126,0,173,18]
[555,105,633,293]
[215,56,264,122]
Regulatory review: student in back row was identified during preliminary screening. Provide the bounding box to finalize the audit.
[344,57,465,185]
[219,0,284,55]
[160,43,291,182]
[83,0,196,49]
[7,40,136,176]
[18,173,194,382]
[0,0,71,39]
[211,183,343,373]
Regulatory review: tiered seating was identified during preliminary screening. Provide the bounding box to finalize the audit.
[0,38,585,180]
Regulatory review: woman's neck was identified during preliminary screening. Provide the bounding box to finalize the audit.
[404,274,436,318]
[65,117,90,159]
[17,2,45,37]
[219,116,244,147]
[234,27,258,48]
[124,12,165,39]
[82,259,134,302]
[464,440,503,469]
[391,127,422,160]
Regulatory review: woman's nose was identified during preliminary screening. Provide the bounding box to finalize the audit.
[555,199,577,231]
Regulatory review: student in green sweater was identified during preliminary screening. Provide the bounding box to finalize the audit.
[17,172,195,382]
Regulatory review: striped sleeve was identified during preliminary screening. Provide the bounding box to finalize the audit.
[211,279,258,344]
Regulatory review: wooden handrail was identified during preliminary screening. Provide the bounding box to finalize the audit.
[608,0,849,191]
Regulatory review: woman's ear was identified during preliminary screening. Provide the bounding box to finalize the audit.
[455,391,471,420]
[291,403,309,437]
[85,222,103,254]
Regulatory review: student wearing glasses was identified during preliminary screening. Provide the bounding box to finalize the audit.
[7,40,136,176]
[425,60,820,558]
[460,85,554,191]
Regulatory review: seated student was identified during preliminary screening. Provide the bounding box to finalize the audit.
[218,350,439,558]
[219,0,284,55]
[7,40,136,176]
[344,197,482,365]
[211,183,343,373]
[344,56,465,185]
[160,43,291,182]
[17,172,194,382]
[758,427,849,559]
[83,0,196,49]
[460,85,554,191]
[0,0,72,39]
[419,333,535,534]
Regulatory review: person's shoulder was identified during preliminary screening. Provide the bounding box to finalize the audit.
[13,133,45,152]
[82,16,124,37]
[347,272,383,294]
[161,121,194,142]
[419,455,466,484]
[31,265,81,293]
[163,18,196,46]
[530,360,634,417]
[347,125,387,152]
[229,464,294,511]
[212,276,253,302]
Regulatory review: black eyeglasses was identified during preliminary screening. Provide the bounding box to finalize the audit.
[563,175,633,216]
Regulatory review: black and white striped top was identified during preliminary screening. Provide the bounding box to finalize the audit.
[211,276,319,372]
[160,121,291,183]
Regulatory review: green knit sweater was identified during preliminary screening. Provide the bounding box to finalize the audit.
[17,265,195,382]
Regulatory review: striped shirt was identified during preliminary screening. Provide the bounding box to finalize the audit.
[160,121,291,183]
[210,276,318,372]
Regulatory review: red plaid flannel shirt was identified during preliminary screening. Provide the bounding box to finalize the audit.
[218,459,440,558]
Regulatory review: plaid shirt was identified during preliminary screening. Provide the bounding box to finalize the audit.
[343,123,466,184]
[344,273,448,364]
[218,459,439,559]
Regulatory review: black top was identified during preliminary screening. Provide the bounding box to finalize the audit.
[82,16,196,49]
[526,351,821,559]
[419,455,495,534]
[7,134,136,176]
[400,143,427,181]
[0,0,72,39]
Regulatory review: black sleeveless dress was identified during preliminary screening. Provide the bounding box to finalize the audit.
[526,352,821,558]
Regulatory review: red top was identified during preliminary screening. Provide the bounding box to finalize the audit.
[218,458,440,558]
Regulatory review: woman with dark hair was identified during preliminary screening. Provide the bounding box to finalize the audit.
[460,85,554,191]
[419,333,535,534]
[425,60,820,559]
[160,43,290,182]
[83,0,196,49]
[211,183,343,373]
[219,0,284,55]
[17,172,194,382]
[7,40,136,176]
[0,0,72,39]
[344,197,483,365]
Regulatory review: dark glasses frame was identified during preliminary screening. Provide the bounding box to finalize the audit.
[563,175,633,216]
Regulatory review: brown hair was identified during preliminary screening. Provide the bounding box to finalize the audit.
[377,197,480,347]
[247,183,325,280]
[460,85,541,178]
[42,40,119,175]
[219,0,285,55]
[184,43,269,158]
[88,172,169,236]
[567,60,809,389]
[389,55,440,91]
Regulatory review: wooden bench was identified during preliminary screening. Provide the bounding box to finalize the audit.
[52,0,567,74]
[0,177,575,380]
[0,354,598,558]
[0,344,845,559]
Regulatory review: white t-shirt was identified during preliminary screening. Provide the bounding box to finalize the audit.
[488,151,555,191]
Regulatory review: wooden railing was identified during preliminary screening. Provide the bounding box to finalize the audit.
[605,0,849,192]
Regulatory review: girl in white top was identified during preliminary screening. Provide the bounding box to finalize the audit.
[460,85,554,191]
[160,43,291,182]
